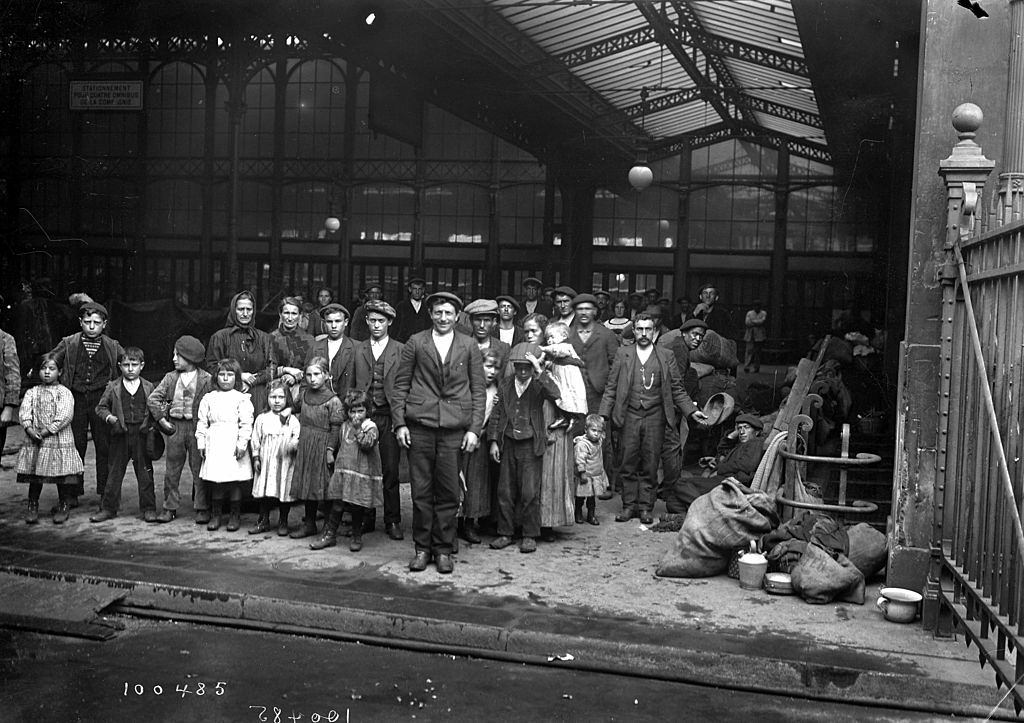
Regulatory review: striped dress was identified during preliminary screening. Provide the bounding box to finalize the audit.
[16,383,84,483]
[250,411,301,501]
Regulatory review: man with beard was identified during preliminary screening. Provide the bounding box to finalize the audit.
[599,314,707,524]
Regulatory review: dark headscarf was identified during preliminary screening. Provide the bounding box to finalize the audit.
[225,290,259,342]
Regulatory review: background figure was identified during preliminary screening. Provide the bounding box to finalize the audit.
[206,291,277,413]
[743,300,767,373]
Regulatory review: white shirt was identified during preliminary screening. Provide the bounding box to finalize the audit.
[179,369,197,387]
[635,345,654,365]
[524,300,537,314]
[327,337,344,364]
[432,330,454,362]
[122,378,141,395]
[371,336,389,361]
[410,299,422,313]
[514,378,531,398]
[498,327,515,345]
[484,384,498,423]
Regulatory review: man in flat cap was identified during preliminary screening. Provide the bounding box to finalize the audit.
[393,291,485,575]
[551,285,578,327]
[394,277,431,343]
[666,413,765,515]
[693,283,734,339]
[493,295,524,347]
[352,300,405,541]
[349,282,384,342]
[49,301,126,506]
[304,303,355,394]
[593,289,612,323]
[465,298,511,371]
[517,276,552,324]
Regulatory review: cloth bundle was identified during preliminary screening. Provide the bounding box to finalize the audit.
[690,330,740,370]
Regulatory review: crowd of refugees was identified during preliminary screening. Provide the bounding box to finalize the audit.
[0,276,789,576]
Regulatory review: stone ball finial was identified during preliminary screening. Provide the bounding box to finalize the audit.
[952,103,983,135]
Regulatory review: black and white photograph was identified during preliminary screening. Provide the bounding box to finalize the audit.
[0,0,1021,720]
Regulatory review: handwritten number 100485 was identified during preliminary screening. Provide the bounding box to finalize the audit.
[123,681,226,697]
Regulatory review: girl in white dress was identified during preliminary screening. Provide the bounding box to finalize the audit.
[196,358,254,532]
[249,380,300,536]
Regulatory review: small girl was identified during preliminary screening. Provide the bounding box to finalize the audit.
[458,347,502,544]
[289,357,343,541]
[195,358,254,532]
[538,320,588,431]
[573,414,608,526]
[17,354,84,524]
[249,380,301,535]
[326,389,383,552]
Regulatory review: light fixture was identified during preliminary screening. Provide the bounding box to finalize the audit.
[324,216,341,232]
[629,87,653,192]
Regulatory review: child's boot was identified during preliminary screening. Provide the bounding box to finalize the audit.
[349,509,364,552]
[586,498,599,526]
[52,500,70,525]
[25,500,39,525]
[574,497,585,524]
[310,507,341,550]
[207,500,223,531]
[249,501,272,534]
[277,503,291,536]
[227,501,242,532]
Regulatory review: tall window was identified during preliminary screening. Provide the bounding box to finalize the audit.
[284,59,347,159]
[238,66,276,158]
[497,184,546,245]
[146,180,203,238]
[421,183,488,244]
[593,187,677,248]
[349,183,416,242]
[149,61,205,157]
[21,63,72,157]
[281,182,333,241]
[787,185,875,253]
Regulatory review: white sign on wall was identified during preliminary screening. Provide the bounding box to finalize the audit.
[69,80,143,110]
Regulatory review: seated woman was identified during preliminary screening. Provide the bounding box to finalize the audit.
[665,413,765,514]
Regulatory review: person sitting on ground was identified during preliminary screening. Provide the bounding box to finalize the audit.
[537,319,588,432]
[665,413,765,515]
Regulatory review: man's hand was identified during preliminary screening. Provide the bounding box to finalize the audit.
[489,441,501,463]
[159,418,175,433]
[396,426,411,449]
[106,414,119,426]
[199,448,206,460]
[242,372,258,387]
[253,458,262,474]
[526,352,544,375]
[461,431,479,453]
[691,410,709,426]
[234,444,247,460]
[0,406,15,425]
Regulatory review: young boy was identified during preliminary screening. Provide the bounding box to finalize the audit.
[49,302,125,505]
[89,347,158,522]
[146,335,212,523]
[487,342,560,553]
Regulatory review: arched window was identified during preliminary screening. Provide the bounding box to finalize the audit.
[284,59,347,159]
[238,66,275,158]
[149,61,205,157]
[20,63,72,157]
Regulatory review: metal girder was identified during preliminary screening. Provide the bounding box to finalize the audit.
[633,1,741,128]
[651,121,831,164]
[724,90,822,129]
[557,25,656,68]
[622,86,703,119]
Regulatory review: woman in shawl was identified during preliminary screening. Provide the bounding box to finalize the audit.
[270,296,314,401]
[206,291,277,413]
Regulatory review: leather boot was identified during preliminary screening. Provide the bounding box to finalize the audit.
[310,507,341,550]
[207,500,223,531]
[574,497,585,524]
[277,504,291,536]
[248,514,272,535]
[25,500,39,525]
[226,501,242,531]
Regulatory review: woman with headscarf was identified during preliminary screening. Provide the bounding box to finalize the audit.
[206,291,277,413]
[270,296,314,401]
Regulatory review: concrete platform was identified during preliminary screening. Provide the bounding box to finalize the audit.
[0,423,1013,719]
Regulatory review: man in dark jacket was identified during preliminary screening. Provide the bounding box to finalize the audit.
[393,277,431,343]
[304,303,355,395]
[393,291,485,575]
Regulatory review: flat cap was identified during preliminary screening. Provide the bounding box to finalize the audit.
[509,342,542,364]
[735,413,764,430]
[174,335,206,365]
[699,282,718,293]
[552,285,578,298]
[681,318,709,331]
[495,295,521,312]
[80,301,109,319]
[464,298,499,316]
[645,288,661,295]
[363,281,383,291]
[593,289,611,298]
[628,291,643,299]
[522,276,543,288]
[425,291,463,312]
[572,293,599,308]
[363,300,397,320]
[407,276,426,286]
[319,302,350,319]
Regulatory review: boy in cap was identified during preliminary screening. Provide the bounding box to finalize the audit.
[487,342,560,553]
[305,303,355,394]
[517,277,553,323]
[349,282,384,342]
[394,277,431,343]
[49,302,126,506]
[147,335,213,523]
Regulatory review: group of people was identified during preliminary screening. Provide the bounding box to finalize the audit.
[2,275,769,576]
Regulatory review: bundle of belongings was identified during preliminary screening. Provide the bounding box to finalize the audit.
[655,486,888,605]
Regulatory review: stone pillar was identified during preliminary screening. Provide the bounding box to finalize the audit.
[999,0,1024,224]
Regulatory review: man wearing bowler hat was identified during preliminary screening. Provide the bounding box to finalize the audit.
[393,291,485,574]
[304,303,355,394]
[353,300,406,540]
[517,277,553,323]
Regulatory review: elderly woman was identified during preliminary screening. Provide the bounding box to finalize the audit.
[520,313,576,540]
[270,297,315,400]
[206,290,277,413]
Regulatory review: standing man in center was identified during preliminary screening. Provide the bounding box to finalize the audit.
[393,291,485,575]
[600,314,707,524]
[352,300,405,541]
[304,303,355,395]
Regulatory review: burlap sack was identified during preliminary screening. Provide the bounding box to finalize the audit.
[845,522,888,579]
[790,542,865,604]
[656,480,778,578]
[690,330,740,369]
